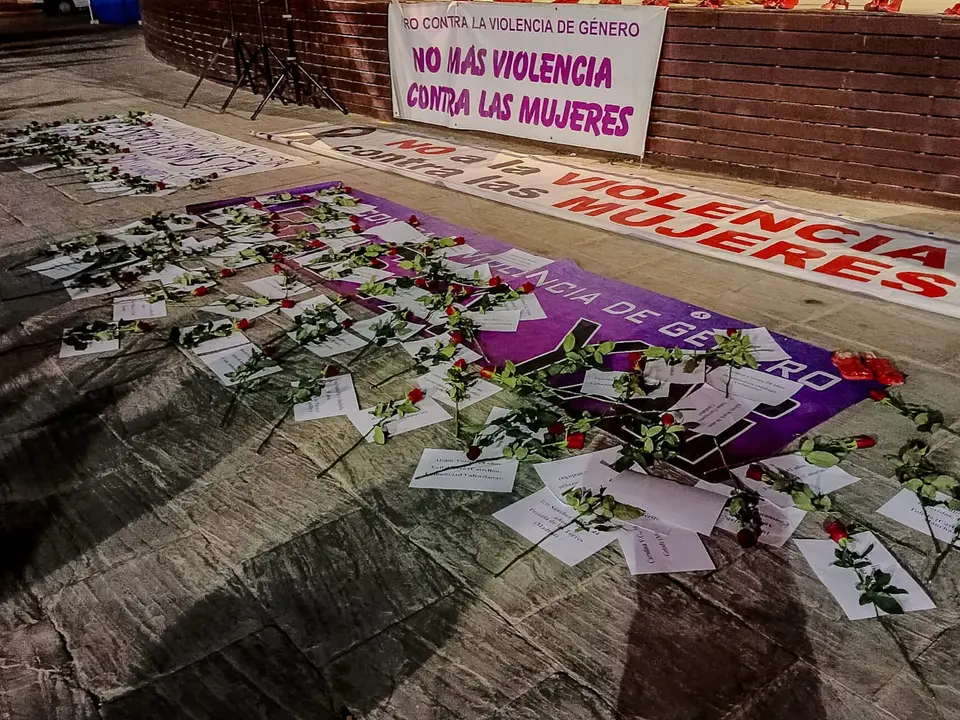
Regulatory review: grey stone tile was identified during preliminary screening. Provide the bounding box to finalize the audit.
[488,673,620,720]
[100,627,335,720]
[0,576,42,634]
[324,593,556,719]
[0,620,99,720]
[45,534,265,700]
[875,624,960,720]
[520,567,796,720]
[240,508,456,667]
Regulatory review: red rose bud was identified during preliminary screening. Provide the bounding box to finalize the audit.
[272,252,287,261]
[387,247,398,256]
[280,299,296,309]
[445,306,456,317]
[745,464,765,482]
[235,318,251,331]
[273,264,284,274]
[324,365,340,377]
[269,213,281,221]
[566,433,585,450]
[520,282,535,294]
[210,172,219,179]
[736,529,758,549]
[407,387,425,404]
[824,520,849,543]
[122,148,130,153]
[348,215,359,223]
[547,422,565,435]
[110,166,119,173]
[341,319,354,329]
[262,345,278,357]
[403,311,415,322]
[726,328,738,337]
[135,321,153,332]
[488,276,502,287]
[251,201,264,210]
[145,121,153,127]
[415,277,428,289]
[271,224,281,234]
[299,194,311,202]
[351,224,362,234]
[454,236,466,245]
[342,186,352,193]
[855,436,876,449]
[466,446,482,461]
[156,181,166,190]
[480,366,495,379]
[192,286,208,297]
[408,215,420,227]
[310,239,324,248]
[869,389,888,402]
[453,358,467,370]
[450,331,463,345]
[661,413,675,427]
[219,268,236,278]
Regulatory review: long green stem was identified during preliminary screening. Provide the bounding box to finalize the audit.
[495,517,579,578]
[919,501,944,554]
[317,427,374,479]
[413,455,497,481]
[256,404,293,455]
[927,524,960,581]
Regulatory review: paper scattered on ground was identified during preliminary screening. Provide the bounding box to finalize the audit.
[707,366,803,407]
[795,532,936,620]
[415,371,502,409]
[59,334,119,359]
[502,292,547,322]
[279,294,349,322]
[197,342,281,387]
[673,384,757,436]
[400,332,482,371]
[732,454,859,508]
[113,295,167,321]
[182,320,247,355]
[363,221,427,245]
[645,359,705,385]
[534,446,622,501]
[741,327,791,362]
[410,448,518,492]
[352,315,424,344]
[491,248,553,272]
[292,329,367,358]
[619,527,715,575]
[606,471,729,535]
[292,375,360,421]
[335,266,395,286]
[28,257,94,280]
[347,396,452,442]
[877,490,960,546]
[493,488,618,567]
[463,308,521,333]
[66,283,121,300]
[696,481,805,547]
[201,295,279,321]
[244,275,312,300]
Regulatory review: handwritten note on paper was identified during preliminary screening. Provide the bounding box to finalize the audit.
[877,490,960,545]
[732,454,859,508]
[796,532,935,619]
[410,448,518,492]
[672,384,758,436]
[695,481,805,547]
[347,396,452,442]
[113,295,167,322]
[619,527,715,575]
[244,275,312,300]
[292,375,360,421]
[415,371,502,409]
[534,446,623,500]
[645,359,705,385]
[706,366,803,407]
[463,309,521,333]
[493,488,618,567]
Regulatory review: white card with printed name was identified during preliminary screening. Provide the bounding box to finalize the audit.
[28,257,93,280]
[201,295,279,321]
[410,448,518,492]
[279,294,350,322]
[493,488,619,567]
[415,370,501,409]
[66,283,121,300]
[502,292,548,322]
[113,295,167,321]
[292,375,360,421]
[706,366,803,407]
[732,454,859,508]
[352,315,424,344]
[645,359,705,385]
[695,481,805,547]
[181,320,247,355]
[463,309,521,333]
[877,490,960,546]
[534,446,622,501]
[742,327,791,363]
[291,330,367,358]
[619,527,715,575]
[364,221,427,245]
[400,332,482,371]
[198,343,281,387]
[606,471,729,535]
[795,532,935,620]
[336,266,395,286]
[672,384,757,436]
[244,275,311,300]
[347,395,452,442]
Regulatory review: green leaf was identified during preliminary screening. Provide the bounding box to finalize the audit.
[598,341,615,354]
[372,425,386,445]
[791,492,814,511]
[804,451,840,468]
[873,594,904,615]
[903,478,924,492]
[800,439,815,453]
[914,413,930,427]
[562,334,576,353]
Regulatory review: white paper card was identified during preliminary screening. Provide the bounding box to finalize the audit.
[742,327,791,362]
[201,296,279,321]
[279,294,349,322]
[347,395,452,442]
[502,293,547,322]
[292,375,360,421]
[291,330,367,358]
[415,370,501,409]
[352,315,424,344]
[365,221,427,245]
[198,343,281,387]
[877,490,960,546]
[244,275,311,300]
[410,448,518,492]
[66,283,121,300]
[59,334,119,358]
[645,359,705,385]
[491,248,553,272]
[707,366,803,407]
[619,527,715,575]
[695,481,805,547]
[463,309,521,333]
[400,332,482,371]
[732,454,859,507]
[493,488,618,566]
[606,471,729,535]
[534,446,622,500]
[182,321,247,356]
[673,384,757,436]
[580,369,626,400]
[795,532,936,620]
[113,295,167,321]
[28,257,93,280]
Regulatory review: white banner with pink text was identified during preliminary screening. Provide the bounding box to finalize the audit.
[387,1,666,157]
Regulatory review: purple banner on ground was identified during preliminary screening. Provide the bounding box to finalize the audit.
[189,181,874,477]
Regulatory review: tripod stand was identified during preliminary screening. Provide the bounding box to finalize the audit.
[249,0,348,121]
[182,0,256,109]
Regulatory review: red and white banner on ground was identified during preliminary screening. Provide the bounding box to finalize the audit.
[255,123,960,318]
[388,1,666,156]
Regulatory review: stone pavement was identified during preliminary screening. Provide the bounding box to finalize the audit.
[2,27,960,720]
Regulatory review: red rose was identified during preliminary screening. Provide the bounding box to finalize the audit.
[348,215,359,223]
[324,365,340,377]
[342,186,352,193]
[745,464,765,482]
[454,236,466,245]
[273,264,284,274]
[251,201,264,210]
[219,268,236,278]
[736,529,758,549]
[272,252,285,261]
[480,366,495,379]
[271,224,281,234]
[466,445,482,461]
[110,166,119,174]
[462,287,474,296]
[661,413,675,427]
[726,328,737,337]
[450,331,464,345]
[341,319,354,329]
[566,433,585,450]
[122,148,130,153]
[855,436,876,449]
[299,194,311,202]
[192,286,208,297]
[488,276,502,287]
[628,352,644,371]
[520,282,535,294]
[156,181,166,190]
[310,239,324,248]
[415,278,428,289]
[387,247,398,256]
[269,213,281,221]
[824,520,848,543]
[547,422,565,435]
[450,284,463,295]
[145,121,153,127]
[210,172,219,179]
[408,215,420,227]
[280,299,296,309]
[262,345,277,357]
[235,318,251,331]
[445,306,456,317]
[453,358,467,370]
[351,224,362,234]
[407,387,425,404]
[135,321,153,332]
[869,389,888,402]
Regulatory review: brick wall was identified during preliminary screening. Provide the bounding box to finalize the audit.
[141,1,960,209]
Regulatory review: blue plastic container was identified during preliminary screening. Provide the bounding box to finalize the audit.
[90,0,140,24]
